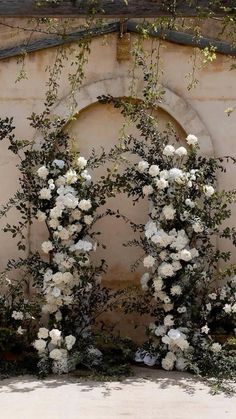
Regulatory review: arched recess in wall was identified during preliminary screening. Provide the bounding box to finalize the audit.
[53,75,214,157]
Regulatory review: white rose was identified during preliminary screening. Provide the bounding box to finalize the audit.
[162,356,174,371]
[162,205,176,220]
[138,160,149,173]
[41,241,54,254]
[49,329,62,344]
[179,249,192,262]
[49,348,64,361]
[204,185,215,197]
[149,165,160,177]
[37,165,49,180]
[192,222,204,233]
[143,255,155,268]
[50,206,63,219]
[142,185,154,196]
[65,335,76,351]
[155,178,168,190]
[78,199,92,212]
[163,145,175,157]
[34,339,47,352]
[186,134,198,146]
[38,327,49,339]
[49,219,60,229]
[175,146,187,157]
[77,157,87,169]
[84,215,93,225]
[39,188,52,200]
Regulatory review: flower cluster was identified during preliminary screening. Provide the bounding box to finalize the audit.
[128,133,236,370]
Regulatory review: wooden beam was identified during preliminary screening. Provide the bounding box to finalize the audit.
[0,21,235,61]
[0,0,235,18]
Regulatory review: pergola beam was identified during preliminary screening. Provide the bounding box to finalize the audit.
[0,0,235,18]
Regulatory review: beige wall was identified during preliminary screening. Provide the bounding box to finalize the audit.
[0,31,236,277]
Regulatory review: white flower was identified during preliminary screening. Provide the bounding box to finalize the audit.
[185,198,195,208]
[175,146,187,157]
[49,329,62,344]
[154,325,167,337]
[201,324,210,334]
[153,278,163,291]
[141,273,149,290]
[39,188,51,200]
[81,170,91,184]
[179,249,192,262]
[56,228,70,241]
[164,314,174,327]
[84,215,93,225]
[168,328,182,340]
[176,357,188,371]
[50,206,63,219]
[142,185,154,196]
[186,134,198,146]
[138,160,149,173]
[38,327,49,339]
[78,199,92,212]
[37,210,47,222]
[211,343,222,353]
[42,241,54,254]
[65,169,78,184]
[37,165,49,179]
[70,240,93,252]
[162,205,176,220]
[49,219,60,229]
[168,168,184,182]
[49,349,64,361]
[17,326,25,335]
[65,335,76,350]
[190,248,199,259]
[151,229,173,248]
[143,354,157,367]
[12,311,24,320]
[55,176,66,187]
[223,304,232,314]
[51,287,61,298]
[204,185,215,197]
[143,255,155,268]
[208,293,217,300]
[158,263,175,278]
[149,165,160,177]
[155,178,169,189]
[71,209,81,221]
[77,157,87,169]
[170,285,182,296]
[53,159,65,169]
[163,145,175,157]
[59,193,78,209]
[171,230,189,251]
[33,339,47,352]
[177,306,187,313]
[206,303,211,311]
[192,222,204,233]
[162,356,174,371]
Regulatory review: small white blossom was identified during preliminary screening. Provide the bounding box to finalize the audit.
[39,188,52,200]
[78,199,92,212]
[204,185,215,197]
[211,343,222,353]
[41,241,54,254]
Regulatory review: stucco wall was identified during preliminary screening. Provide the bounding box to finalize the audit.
[0,32,236,286]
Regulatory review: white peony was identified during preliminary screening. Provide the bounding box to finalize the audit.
[39,188,51,200]
[162,205,176,220]
[37,165,49,179]
[204,185,215,197]
[65,335,76,350]
[41,241,54,254]
[175,146,187,157]
[168,168,184,182]
[149,165,160,177]
[186,134,198,146]
[49,219,60,229]
[138,160,149,173]
[143,255,155,268]
[50,206,63,219]
[84,215,93,225]
[77,156,87,169]
[162,356,174,371]
[192,222,204,233]
[78,199,92,211]
[142,185,154,196]
[163,145,175,157]
[38,327,49,339]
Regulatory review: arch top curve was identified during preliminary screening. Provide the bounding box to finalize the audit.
[53,75,214,156]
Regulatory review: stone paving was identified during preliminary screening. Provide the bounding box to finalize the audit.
[0,367,235,419]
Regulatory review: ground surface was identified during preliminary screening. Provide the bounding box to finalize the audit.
[0,367,235,419]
